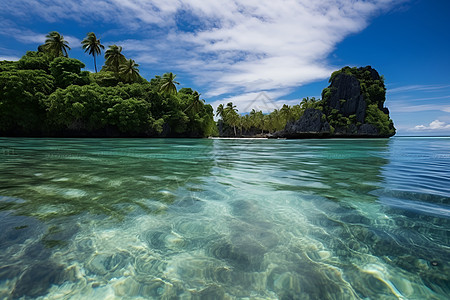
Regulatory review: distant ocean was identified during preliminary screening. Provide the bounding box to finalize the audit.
[0,137,448,299]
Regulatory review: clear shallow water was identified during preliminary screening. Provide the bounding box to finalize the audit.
[0,137,449,299]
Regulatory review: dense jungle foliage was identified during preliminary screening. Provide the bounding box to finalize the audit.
[0,32,216,137]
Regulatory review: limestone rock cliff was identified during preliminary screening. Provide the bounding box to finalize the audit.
[273,66,395,138]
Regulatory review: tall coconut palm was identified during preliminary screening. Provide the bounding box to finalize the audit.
[104,45,126,74]
[160,72,179,95]
[224,102,239,136]
[44,31,71,58]
[119,59,141,82]
[225,102,237,114]
[81,32,104,73]
[216,104,225,118]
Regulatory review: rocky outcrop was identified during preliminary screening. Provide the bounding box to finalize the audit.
[326,73,366,123]
[273,66,395,138]
[275,109,330,138]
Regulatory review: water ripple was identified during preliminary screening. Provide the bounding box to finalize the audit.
[0,137,449,299]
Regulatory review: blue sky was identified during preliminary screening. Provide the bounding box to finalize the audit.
[1,0,449,135]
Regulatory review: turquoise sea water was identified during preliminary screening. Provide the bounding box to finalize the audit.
[0,137,449,299]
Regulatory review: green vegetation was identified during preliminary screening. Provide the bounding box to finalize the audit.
[119,59,142,83]
[325,66,395,135]
[329,66,386,106]
[216,66,395,137]
[0,31,215,137]
[365,104,395,136]
[0,34,394,138]
[216,98,314,136]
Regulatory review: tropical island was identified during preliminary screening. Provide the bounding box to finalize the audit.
[0,31,395,138]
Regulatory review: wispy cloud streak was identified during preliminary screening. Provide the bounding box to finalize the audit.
[388,84,450,94]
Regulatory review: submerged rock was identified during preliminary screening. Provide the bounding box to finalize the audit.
[12,262,66,298]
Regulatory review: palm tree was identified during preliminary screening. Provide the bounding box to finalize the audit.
[300,97,317,109]
[81,32,104,73]
[254,110,265,134]
[224,102,239,136]
[280,104,293,122]
[184,91,204,113]
[216,104,225,118]
[160,72,179,95]
[43,31,71,58]
[242,115,252,131]
[104,45,126,74]
[249,109,257,128]
[119,59,141,82]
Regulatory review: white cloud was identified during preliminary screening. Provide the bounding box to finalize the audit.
[2,0,405,111]
[167,0,396,100]
[0,56,20,61]
[412,120,450,131]
[16,33,46,44]
[65,36,82,48]
[16,33,81,48]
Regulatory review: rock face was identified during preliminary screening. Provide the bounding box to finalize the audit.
[273,66,395,138]
[279,109,330,138]
[326,73,367,123]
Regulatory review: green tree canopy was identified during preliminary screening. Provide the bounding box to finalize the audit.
[0,40,217,138]
[0,69,54,133]
[18,51,51,71]
[0,60,18,72]
[50,57,90,88]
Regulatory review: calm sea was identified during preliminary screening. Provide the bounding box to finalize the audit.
[0,137,449,299]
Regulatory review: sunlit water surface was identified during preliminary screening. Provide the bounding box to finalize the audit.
[0,137,449,299]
